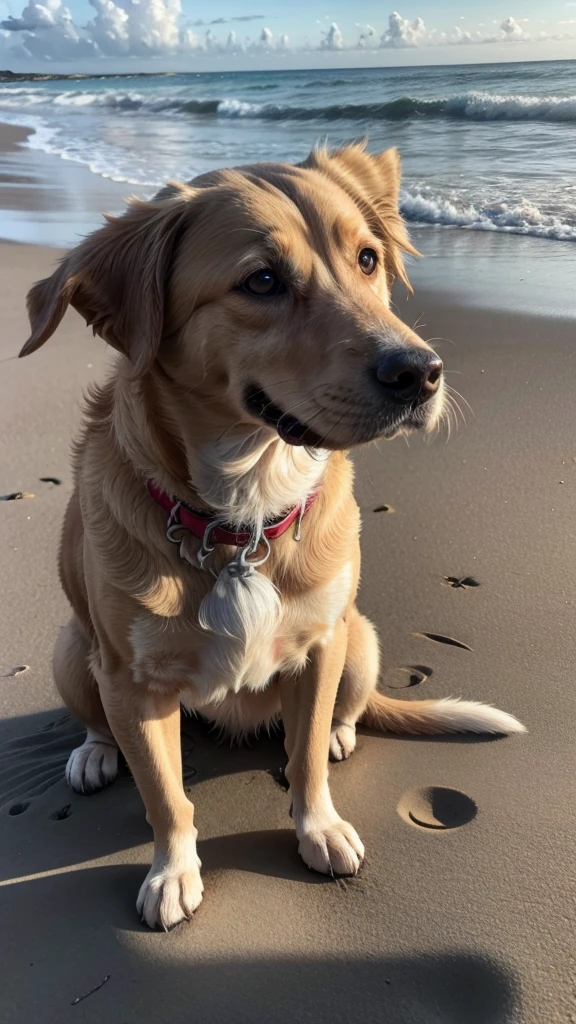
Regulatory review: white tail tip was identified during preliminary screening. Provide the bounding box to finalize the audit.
[434,698,527,735]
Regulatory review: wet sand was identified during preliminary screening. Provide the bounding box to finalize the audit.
[1,127,576,1024]
[0,121,131,247]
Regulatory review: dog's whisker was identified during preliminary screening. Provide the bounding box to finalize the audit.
[441,397,454,443]
[372,437,386,459]
[359,447,374,488]
[247,379,311,400]
[425,335,456,349]
[446,393,463,436]
[312,406,351,450]
[446,384,474,418]
[276,396,321,428]
[444,388,468,429]
[323,338,357,354]
[260,389,308,414]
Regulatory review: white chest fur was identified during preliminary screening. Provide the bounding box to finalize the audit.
[129,560,353,707]
[129,432,346,705]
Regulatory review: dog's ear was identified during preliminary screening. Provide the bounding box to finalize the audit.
[302,142,419,291]
[20,186,196,374]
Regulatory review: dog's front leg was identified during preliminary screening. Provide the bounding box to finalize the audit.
[98,675,203,930]
[280,618,364,876]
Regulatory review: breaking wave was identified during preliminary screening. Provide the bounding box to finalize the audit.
[3,87,576,123]
[400,190,576,241]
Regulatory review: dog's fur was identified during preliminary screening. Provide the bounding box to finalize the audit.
[21,143,525,930]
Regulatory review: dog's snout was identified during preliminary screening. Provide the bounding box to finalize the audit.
[376,350,443,404]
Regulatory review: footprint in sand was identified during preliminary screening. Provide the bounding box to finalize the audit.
[9,801,30,816]
[412,632,473,652]
[2,665,30,678]
[397,787,477,831]
[50,804,72,821]
[382,665,432,689]
[442,575,480,590]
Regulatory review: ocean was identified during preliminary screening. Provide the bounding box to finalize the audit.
[1,59,576,243]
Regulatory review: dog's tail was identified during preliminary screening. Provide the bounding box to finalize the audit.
[360,692,526,736]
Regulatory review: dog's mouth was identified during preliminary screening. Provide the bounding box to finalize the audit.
[244,384,434,449]
[244,385,326,447]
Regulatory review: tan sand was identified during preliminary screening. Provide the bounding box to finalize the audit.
[0,123,34,153]
[1,207,576,1020]
[0,122,131,248]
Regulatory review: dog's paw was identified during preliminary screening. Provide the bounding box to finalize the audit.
[65,731,118,794]
[137,856,203,930]
[298,818,364,877]
[329,721,356,762]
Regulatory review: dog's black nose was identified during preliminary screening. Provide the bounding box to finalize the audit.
[376,351,443,404]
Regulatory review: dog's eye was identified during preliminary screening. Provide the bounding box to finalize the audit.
[240,269,285,297]
[358,248,378,276]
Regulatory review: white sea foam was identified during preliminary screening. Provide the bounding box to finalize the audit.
[0,111,159,186]
[3,87,576,122]
[400,190,576,241]
[1,79,576,243]
[442,91,576,122]
[216,98,262,117]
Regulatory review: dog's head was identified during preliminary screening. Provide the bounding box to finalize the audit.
[21,143,444,449]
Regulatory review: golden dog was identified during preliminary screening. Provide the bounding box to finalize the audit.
[21,143,525,930]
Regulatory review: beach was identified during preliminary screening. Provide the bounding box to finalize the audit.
[1,116,576,1024]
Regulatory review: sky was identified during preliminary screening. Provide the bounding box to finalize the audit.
[1,1,575,70]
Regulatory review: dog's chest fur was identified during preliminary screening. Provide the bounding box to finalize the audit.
[129,559,353,709]
[128,439,355,712]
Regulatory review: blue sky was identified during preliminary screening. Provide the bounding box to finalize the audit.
[190,0,572,42]
[1,0,575,68]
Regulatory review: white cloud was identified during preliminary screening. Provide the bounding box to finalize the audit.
[320,21,343,50]
[381,11,426,47]
[0,6,573,62]
[1,0,97,56]
[355,22,376,48]
[378,12,528,49]
[92,0,179,57]
[500,15,525,39]
[2,0,65,32]
[449,26,475,43]
[2,0,185,58]
[243,25,285,53]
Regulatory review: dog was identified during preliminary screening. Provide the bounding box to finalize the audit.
[20,143,525,930]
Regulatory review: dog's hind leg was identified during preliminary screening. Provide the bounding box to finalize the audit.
[329,606,380,762]
[54,616,119,794]
[332,605,526,746]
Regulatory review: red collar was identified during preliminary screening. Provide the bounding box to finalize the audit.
[147,479,318,548]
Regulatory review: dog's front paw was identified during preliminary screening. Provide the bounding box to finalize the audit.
[137,852,203,930]
[298,818,364,877]
[329,721,356,761]
[66,731,118,794]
